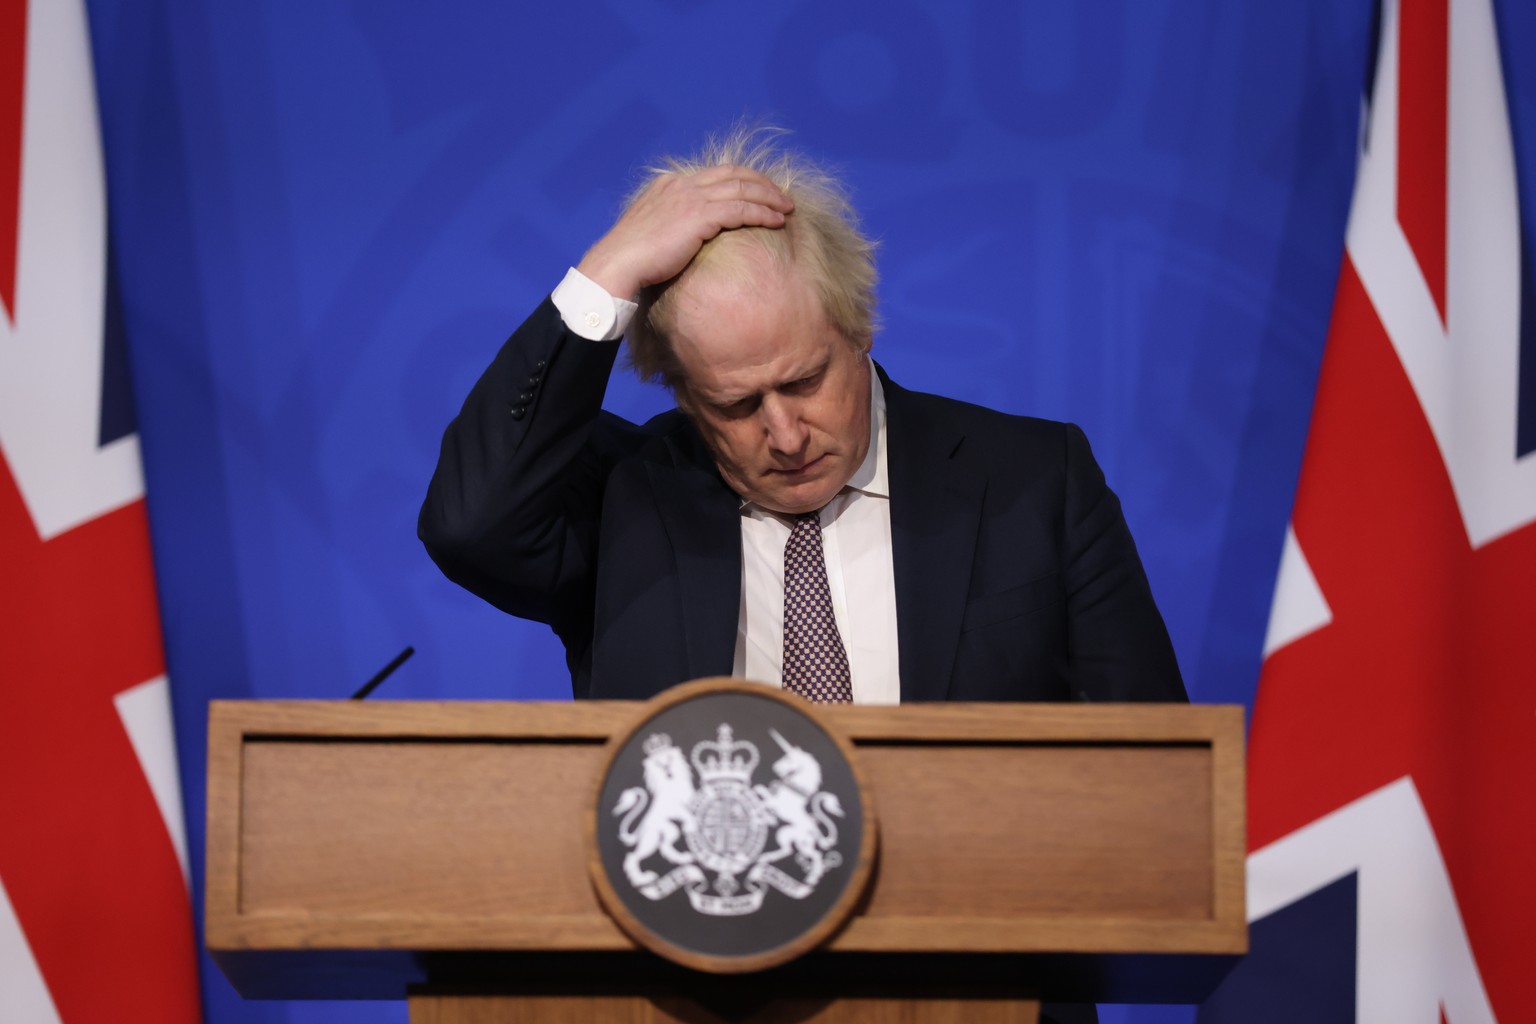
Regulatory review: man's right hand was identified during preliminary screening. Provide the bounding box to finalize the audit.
[576,165,794,301]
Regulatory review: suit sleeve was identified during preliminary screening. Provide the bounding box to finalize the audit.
[418,298,637,639]
[1060,423,1187,702]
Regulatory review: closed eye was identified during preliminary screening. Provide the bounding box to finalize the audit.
[782,370,824,395]
[713,394,760,418]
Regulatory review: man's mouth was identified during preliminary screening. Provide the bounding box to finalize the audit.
[773,453,827,476]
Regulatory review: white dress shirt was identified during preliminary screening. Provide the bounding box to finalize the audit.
[552,268,902,704]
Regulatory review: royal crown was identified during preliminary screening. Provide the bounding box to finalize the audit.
[691,723,759,782]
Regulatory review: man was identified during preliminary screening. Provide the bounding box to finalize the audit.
[421,126,1182,1024]
[420,127,1184,707]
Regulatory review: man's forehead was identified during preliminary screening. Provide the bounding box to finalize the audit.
[669,263,835,386]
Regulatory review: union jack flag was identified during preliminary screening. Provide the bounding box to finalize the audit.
[1204,0,1534,1020]
[0,0,201,1019]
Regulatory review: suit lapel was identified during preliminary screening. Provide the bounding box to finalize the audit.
[648,433,741,682]
[641,373,983,700]
[882,372,985,703]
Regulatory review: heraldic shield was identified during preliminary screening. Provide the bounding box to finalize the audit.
[589,679,877,973]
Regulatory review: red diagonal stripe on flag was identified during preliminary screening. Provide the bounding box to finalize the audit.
[0,450,202,1022]
[1398,0,1449,325]
[0,0,24,323]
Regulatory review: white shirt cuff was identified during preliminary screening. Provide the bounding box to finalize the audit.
[551,267,638,342]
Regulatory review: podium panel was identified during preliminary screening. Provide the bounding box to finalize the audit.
[207,697,1245,1016]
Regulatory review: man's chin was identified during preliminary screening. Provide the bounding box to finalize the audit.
[721,456,849,514]
[753,477,843,516]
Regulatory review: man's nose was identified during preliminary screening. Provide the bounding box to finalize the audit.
[761,397,808,456]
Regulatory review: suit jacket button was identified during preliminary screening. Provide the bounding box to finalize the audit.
[510,405,526,420]
[527,375,542,389]
[533,359,547,371]
[518,391,533,403]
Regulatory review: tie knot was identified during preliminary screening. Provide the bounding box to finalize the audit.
[786,513,823,553]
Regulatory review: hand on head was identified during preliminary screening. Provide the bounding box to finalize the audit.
[576,165,794,301]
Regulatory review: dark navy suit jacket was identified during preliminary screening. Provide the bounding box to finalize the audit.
[420,298,1185,707]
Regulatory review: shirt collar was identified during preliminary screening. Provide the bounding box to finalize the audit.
[844,357,889,498]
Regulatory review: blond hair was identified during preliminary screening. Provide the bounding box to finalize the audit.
[625,126,879,386]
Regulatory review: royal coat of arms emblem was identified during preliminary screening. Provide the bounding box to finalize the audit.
[591,682,874,970]
[612,724,846,916]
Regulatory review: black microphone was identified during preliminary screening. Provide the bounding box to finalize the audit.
[350,646,414,700]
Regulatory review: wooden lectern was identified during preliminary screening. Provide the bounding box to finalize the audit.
[207,697,1245,1022]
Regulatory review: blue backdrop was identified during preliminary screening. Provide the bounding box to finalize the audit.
[79,1,1536,1022]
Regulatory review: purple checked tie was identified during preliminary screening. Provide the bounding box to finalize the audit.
[781,513,854,703]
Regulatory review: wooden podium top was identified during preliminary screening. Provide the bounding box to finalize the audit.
[207,699,1245,1003]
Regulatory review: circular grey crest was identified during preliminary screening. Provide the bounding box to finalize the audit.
[589,680,875,973]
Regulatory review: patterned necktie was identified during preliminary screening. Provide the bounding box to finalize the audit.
[781,512,854,703]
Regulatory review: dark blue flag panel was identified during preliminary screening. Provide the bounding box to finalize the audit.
[1197,874,1360,1024]
[79,1,1536,1022]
